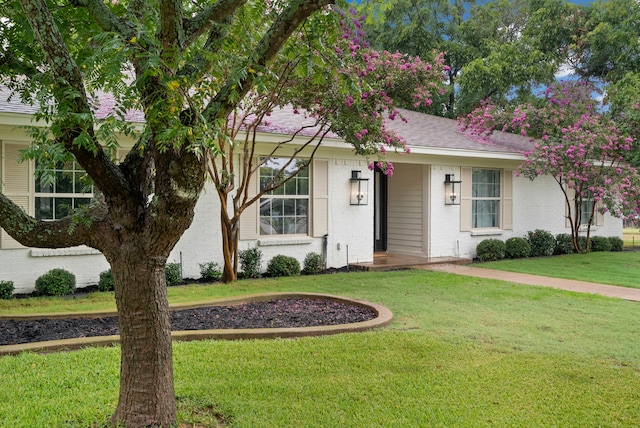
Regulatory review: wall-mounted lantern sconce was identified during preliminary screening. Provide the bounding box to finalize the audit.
[350,170,369,205]
[444,174,462,205]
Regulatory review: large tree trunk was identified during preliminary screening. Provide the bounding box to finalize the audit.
[109,249,176,427]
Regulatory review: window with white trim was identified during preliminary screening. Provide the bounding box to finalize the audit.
[259,158,309,235]
[472,168,501,228]
[35,161,94,220]
[579,200,595,225]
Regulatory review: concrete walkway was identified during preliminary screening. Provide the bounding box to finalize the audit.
[423,264,640,302]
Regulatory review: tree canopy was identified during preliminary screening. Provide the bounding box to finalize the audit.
[0,1,449,425]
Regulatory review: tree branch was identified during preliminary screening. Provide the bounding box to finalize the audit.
[19,0,130,199]
[0,193,105,249]
[203,0,334,123]
[183,0,247,46]
[70,0,137,39]
[159,0,185,53]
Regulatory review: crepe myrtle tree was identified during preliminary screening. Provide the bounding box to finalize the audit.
[0,0,371,426]
[461,81,640,253]
[209,8,447,282]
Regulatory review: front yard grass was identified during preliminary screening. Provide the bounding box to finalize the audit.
[624,227,640,249]
[2,270,640,427]
[477,251,640,289]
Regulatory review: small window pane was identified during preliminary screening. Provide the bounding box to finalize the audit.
[296,200,308,216]
[74,198,92,209]
[283,199,295,216]
[35,197,53,220]
[55,198,72,219]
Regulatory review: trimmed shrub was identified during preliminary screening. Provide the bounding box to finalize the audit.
[199,261,222,282]
[505,237,531,259]
[239,247,263,279]
[608,236,624,252]
[35,268,76,296]
[266,255,301,277]
[526,229,555,257]
[554,233,575,255]
[476,239,505,262]
[98,270,115,292]
[590,236,612,252]
[0,280,14,300]
[165,263,182,287]
[302,252,323,275]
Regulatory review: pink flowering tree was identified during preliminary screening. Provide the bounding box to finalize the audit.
[461,81,640,253]
[210,8,448,282]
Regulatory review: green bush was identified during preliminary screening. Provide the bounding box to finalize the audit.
[590,236,612,252]
[578,236,591,253]
[98,270,115,292]
[0,280,14,300]
[266,255,301,277]
[554,233,575,255]
[608,236,624,252]
[165,263,182,286]
[302,252,324,275]
[526,229,555,257]
[35,269,76,296]
[239,247,263,279]
[505,237,531,259]
[476,239,505,262]
[199,261,222,282]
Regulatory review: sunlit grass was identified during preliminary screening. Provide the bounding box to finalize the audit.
[477,251,640,289]
[623,227,640,249]
[2,270,640,426]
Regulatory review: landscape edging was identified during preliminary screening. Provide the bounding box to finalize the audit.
[0,292,393,355]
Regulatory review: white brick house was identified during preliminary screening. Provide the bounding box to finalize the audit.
[0,93,622,293]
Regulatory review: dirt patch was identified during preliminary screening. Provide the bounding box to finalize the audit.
[0,298,377,346]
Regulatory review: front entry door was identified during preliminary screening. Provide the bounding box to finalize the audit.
[374,169,388,251]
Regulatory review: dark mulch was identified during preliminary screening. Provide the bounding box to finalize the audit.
[0,298,377,346]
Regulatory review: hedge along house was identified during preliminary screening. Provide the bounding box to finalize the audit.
[0,89,622,293]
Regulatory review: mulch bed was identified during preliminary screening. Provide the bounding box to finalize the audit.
[0,298,377,346]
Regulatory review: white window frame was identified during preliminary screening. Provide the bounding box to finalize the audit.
[471,168,501,229]
[34,160,94,220]
[258,158,310,236]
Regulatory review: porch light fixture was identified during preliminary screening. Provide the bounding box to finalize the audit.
[350,170,369,205]
[444,174,462,205]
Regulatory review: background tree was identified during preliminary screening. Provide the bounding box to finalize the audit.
[358,0,472,117]
[209,9,447,282]
[0,1,339,426]
[462,81,640,252]
[573,0,640,83]
[359,0,577,117]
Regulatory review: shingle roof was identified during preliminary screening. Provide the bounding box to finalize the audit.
[386,108,534,154]
[0,86,532,155]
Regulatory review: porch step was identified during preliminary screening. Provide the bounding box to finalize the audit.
[349,254,472,272]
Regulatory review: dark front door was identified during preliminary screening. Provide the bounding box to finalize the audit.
[374,169,388,251]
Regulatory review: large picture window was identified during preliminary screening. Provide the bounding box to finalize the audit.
[472,169,501,228]
[35,161,94,220]
[259,158,309,235]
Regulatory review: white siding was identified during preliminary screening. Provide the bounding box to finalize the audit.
[387,164,424,255]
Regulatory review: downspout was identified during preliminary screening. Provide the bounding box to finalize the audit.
[322,234,328,270]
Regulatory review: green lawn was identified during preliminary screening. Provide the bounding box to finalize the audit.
[624,227,640,249]
[2,270,640,427]
[477,251,640,289]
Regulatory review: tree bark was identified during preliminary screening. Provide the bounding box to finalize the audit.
[220,212,239,283]
[109,251,176,427]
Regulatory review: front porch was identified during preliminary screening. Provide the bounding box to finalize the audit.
[349,252,472,272]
